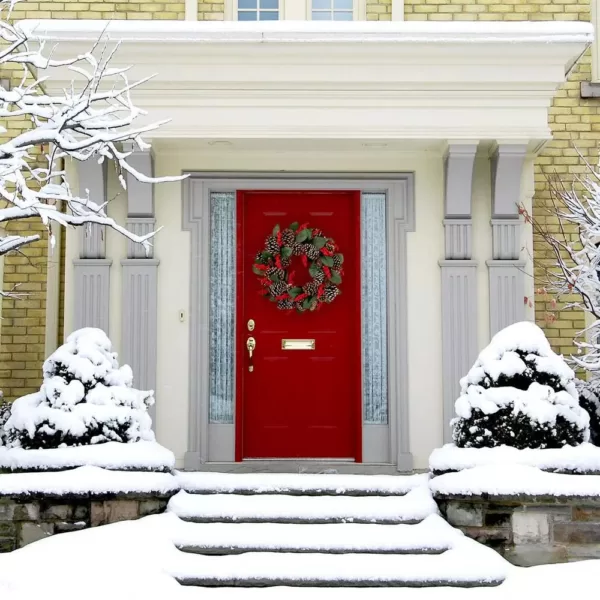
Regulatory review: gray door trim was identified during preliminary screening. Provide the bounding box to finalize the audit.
[182,173,415,472]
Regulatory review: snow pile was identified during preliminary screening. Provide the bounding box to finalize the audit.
[1,328,155,449]
[452,322,589,449]
[431,464,600,498]
[0,440,175,472]
[429,442,600,474]
[0,465,179,497]
[576,378,600,446]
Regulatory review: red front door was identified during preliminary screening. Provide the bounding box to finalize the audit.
[236,190,362,460]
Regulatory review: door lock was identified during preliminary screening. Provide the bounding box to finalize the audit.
[247,319,255,332]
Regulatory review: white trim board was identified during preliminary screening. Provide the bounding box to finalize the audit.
[182,173,414,473]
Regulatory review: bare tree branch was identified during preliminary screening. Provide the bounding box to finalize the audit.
[0,0,186,299]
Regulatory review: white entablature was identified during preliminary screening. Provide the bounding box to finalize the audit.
[21,20,592,148]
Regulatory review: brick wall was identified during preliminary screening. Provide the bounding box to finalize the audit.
[8,1,186,20]
[367,0,391,20]
[403,0,593,357]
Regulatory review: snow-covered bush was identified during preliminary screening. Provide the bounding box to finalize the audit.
[2,328,155,449]
[452,322,590,449]
[0,396,9,447]
[576,379,600,446]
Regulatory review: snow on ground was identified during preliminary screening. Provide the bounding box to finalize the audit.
[0,511,596,600]
[0,440,175,472]
[431,464,600,497]
[0,465,179,496]
[175,471,428,495]
[429,442,600,474]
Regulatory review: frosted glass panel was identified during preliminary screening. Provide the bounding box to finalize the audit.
[209,192,236,424]
[361,192,388,424]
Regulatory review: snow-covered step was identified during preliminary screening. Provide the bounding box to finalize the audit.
[169,540,507,587]
[173,514,455,555]
[176,471,428,496]
[168,487,438,524]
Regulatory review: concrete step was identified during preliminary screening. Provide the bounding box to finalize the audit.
[173,514,455,555]
[168,486,438,525]
[176,471,427,496]
[169,542,507,588]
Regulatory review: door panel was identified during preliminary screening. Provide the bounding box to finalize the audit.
[236,190,362,460]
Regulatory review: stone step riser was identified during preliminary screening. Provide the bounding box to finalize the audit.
[176,546,446,556]
[176,577,503,588]
[179,516,422,525]
[185,490,407,497]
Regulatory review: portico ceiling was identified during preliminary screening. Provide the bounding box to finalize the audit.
[20,20,593,151]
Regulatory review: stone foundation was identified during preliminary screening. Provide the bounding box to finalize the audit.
[436,495,600,566]
[0,494,170,552]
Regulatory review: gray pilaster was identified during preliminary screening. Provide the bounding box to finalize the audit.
[121,258,159,405]
[440,144,479,442]
[73,160,111,331]
[488,144,527,336]
[121,148,158,424]
[73,258,112,331]
[77,160,107,259]
[440,260,478,442]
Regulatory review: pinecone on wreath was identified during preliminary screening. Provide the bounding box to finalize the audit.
[313,270,325,284]
[281,229,295,247]
[303,282,318,296]
[292,243,305,256]
[323,286,340,303]
[265,235,280,255]
[302,244,320,261]
[267,267,285,280]
[269,281,289,297]
[277,298,294,310]
[332,255,342,269]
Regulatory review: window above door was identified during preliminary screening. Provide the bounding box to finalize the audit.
[227,0,365,20]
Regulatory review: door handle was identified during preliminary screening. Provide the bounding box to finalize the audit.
[246,336,256,372]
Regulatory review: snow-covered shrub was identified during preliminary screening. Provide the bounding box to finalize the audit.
[452,322,590,449]
[576,379,600,446]
[2,328,155,449]
[0,396,9,447]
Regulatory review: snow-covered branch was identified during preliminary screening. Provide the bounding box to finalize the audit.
[525,161,600,373]
[0,0,186,292]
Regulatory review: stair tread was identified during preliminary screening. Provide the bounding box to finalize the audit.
[173,514,456,554]
[170,542,507,587]
[176,471,428,496]
[168,487,438,524]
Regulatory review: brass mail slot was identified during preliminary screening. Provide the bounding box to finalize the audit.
[282,339,315,350]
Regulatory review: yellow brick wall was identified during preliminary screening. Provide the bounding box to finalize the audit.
[367,0,391,20]
[8,1,186,20]
[403,0,593,358]
[198,0,224,20]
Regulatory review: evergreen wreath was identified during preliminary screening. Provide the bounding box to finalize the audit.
[253,222,344,312]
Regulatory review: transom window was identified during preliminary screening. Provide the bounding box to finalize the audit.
[312,0,353,20]
[237,0,279,21]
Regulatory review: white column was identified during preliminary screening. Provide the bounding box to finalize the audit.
[391,0,404,21]
[185,0,198,21]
